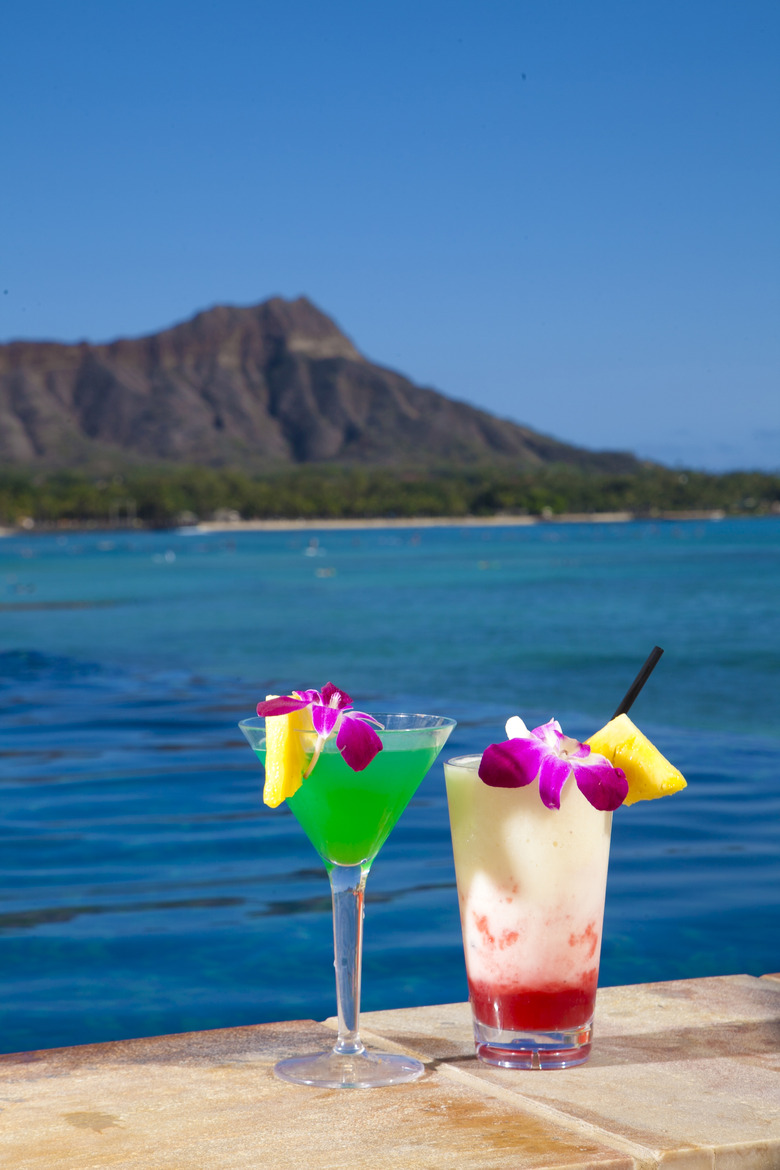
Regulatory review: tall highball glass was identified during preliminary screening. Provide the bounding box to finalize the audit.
[445,754,612,1069]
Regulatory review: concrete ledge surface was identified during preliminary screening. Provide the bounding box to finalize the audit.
[1,976,778,1169]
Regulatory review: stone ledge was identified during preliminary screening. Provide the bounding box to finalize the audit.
[356,976,780,1167]
[0,976,778,1169]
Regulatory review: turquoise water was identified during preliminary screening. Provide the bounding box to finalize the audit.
[1,518,778,1053]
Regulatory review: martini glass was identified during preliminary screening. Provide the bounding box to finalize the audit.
[239,712,455,1088]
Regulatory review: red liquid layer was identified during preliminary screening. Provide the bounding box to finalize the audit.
[469,971,598,1032]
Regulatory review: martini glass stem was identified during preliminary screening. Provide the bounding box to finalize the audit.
[329,862,369,1057]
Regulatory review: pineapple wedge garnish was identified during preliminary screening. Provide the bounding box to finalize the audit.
[262,697,314,808]
[587,713,686,806]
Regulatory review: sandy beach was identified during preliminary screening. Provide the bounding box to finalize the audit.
[186,510,728,534]
[188,512,633,534]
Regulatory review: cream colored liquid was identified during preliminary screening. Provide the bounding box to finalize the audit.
[445,756,611,1005]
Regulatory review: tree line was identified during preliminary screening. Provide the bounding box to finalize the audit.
[1,464,779,527]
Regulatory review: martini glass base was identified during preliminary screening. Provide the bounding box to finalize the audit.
[274,1048,426,1089]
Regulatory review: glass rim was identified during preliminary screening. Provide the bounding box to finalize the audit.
[239,713,457,733]
[443,753,483,769]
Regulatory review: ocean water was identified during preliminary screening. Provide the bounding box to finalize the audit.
[1,518,778,1054]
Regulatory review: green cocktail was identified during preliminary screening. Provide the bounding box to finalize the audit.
[263,742,443,866]
[239,710,455,1088]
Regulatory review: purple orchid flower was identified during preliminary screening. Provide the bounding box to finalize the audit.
[256,683,383,777]
[478,716,628,812]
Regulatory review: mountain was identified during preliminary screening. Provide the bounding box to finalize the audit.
[0,297,638,472]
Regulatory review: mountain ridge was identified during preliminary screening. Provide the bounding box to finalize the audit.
[0,296,640,473]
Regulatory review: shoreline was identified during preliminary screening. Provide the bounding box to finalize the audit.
[190,511,636,532]
[1,509,736,537]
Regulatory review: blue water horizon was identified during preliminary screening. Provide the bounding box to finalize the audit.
[1,517,778,1053]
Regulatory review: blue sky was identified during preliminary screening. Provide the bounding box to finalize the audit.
[1,1,778,470]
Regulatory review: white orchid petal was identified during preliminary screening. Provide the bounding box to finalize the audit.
[505,715,531,739]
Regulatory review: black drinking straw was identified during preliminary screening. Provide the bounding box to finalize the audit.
[611,646,664,719]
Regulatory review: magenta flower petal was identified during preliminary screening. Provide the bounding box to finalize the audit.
[311,704,342,738]
[534,718,565,750]
[350,708,383,728]
[479,738,540,788]
[256,695,310,717]
[320,682,352,710]
[336,714,383,771]
[537,752,574,809]
[573,751,628,811]
[293,689,324,705]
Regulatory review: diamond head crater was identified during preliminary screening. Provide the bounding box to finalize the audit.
[0,298,776,526]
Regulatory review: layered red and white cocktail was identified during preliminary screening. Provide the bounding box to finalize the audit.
[445,752,612,1068]
[445,708,686,1068]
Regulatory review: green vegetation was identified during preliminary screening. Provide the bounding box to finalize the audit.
[1,464,779,527]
